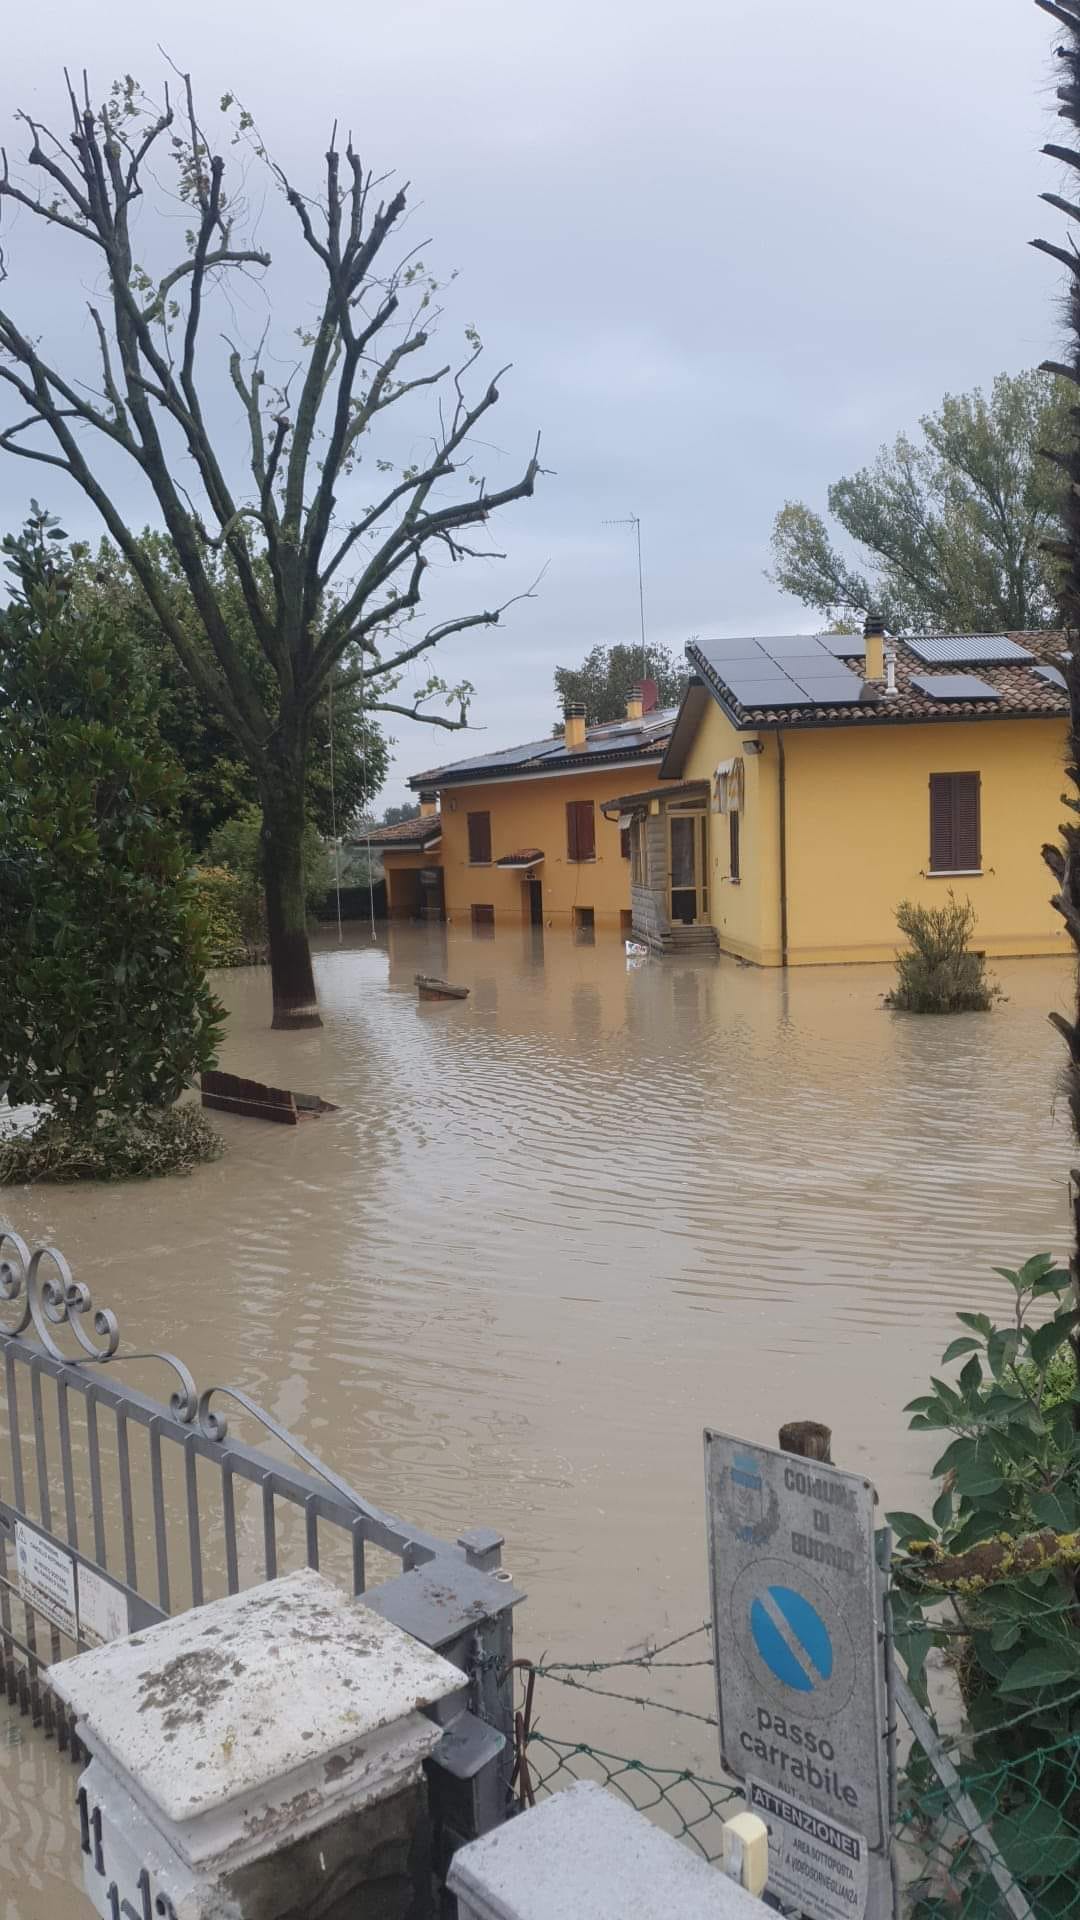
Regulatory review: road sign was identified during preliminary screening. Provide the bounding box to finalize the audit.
[705,1432,888,1867]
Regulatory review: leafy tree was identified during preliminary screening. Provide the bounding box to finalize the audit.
[382,801,421,826]
[553,643,686,724]
[74,535,388,852]
[770,370,1069,631]
[0,508,223,1135]
[0,71,540,1028]
[890,1257,1080,1914]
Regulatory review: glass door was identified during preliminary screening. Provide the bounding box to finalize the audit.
[669,813,706,924]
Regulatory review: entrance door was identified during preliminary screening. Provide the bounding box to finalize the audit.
[669,813,708,924]
[528,878,544,926]
[419,867,445,921]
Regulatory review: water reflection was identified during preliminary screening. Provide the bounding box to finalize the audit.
[1,927,1072,1908]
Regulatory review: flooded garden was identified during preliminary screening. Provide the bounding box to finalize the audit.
[0,925,1073,1913]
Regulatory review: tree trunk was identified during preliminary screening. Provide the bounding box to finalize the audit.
[260,770,321,1031]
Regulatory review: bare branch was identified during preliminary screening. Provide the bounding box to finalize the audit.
[1044,141,1080,172]
[1031,234,1080,272]
[370,699,470,731]
[146,247,271,319]
[1036,0,1080,28]
[334,566,547,695]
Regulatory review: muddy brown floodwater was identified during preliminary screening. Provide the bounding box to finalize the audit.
[0,924,1073,1914]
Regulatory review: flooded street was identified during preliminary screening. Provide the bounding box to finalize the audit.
[1,925,1074,1913]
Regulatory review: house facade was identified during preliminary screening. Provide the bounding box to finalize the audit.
[604,620,1069,967]
[362,807,445,920]
[395,685,676,934]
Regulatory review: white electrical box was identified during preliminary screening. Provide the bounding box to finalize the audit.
[447,1780,773,1920]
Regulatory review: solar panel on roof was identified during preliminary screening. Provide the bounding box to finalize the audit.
[757,634,832,657]
[1034,663,1068,691]
[907,636,1033,665]
[792,677,865,704]
[911,673,1000,701]
[737,685,815,708]
[815,632,863,658]
[696,637,764,656]
[784,655,859,679]
[699,634,866,708]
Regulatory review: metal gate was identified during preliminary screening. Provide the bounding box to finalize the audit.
[0,1227,518,1854]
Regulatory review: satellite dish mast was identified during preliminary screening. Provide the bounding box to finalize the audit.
[603,513,648,681]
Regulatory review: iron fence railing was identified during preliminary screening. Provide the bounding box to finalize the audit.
[0,1227,516,1793]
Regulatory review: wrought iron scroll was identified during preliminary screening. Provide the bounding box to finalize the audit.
[0,1229,406,1535]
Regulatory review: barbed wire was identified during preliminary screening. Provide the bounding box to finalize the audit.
[521,1621,1080,1916]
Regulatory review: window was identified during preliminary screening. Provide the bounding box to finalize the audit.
[566,799,596,862]
[729,809,740,882]
[929,773,980,873]
[467,811,492,864]
[574,906,595,942]
[471,903,495,933]
[620,826,631,860]
[630,820,646,887]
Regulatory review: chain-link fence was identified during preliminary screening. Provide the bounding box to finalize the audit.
[897,1727,1080,1919]
[517,1622,1080,1918]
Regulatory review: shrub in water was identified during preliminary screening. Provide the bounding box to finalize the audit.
[885,892,999,1013]
[194,866,263,968]
[0,1104,223,1184]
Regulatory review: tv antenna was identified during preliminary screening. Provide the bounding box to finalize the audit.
[603,513,648,680]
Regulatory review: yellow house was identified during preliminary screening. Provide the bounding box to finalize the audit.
[603,621,1069,966]
[361,807,445,919]
[384,686,676,934]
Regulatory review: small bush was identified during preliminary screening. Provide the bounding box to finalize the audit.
[193,866,265,967]
[0,1104,223,1184]
[206,803,331,935]
[884,892,1000,1013]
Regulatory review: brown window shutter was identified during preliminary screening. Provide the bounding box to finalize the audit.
[467,811,492,863]
[929,773,980,872]
[929,776,953,872]
[567,800,594,860]
[954,773,980,870]
[620,826,631,860]
[729,808,740,881]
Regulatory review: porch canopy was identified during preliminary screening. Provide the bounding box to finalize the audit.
[600,779,709,820]
[495,848,545,870]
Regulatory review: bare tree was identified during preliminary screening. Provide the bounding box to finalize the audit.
[1035,0,1080,1365]
[0,72,541,1027]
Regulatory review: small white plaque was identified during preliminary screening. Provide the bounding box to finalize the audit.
[78,1564,129,1648]
[14,1522,77,1639]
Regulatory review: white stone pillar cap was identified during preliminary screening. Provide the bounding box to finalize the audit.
[48,1566,466,1872]
[447,1781,771,1920]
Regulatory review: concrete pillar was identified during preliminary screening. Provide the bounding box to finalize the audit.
[447,1781,773,1919]
[48,1566,468,1920]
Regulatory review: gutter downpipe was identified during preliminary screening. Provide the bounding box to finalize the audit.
[777,729,789,967]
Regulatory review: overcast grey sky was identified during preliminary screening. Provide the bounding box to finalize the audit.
[0,0,1066,801]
